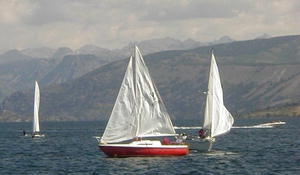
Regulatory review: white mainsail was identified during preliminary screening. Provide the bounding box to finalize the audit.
[134,46,176,138]
[203,53,234,138]
[101,46,176,143]
[33,81,40,133]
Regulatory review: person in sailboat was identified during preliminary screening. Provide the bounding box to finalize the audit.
[23,130,26,136]
[176,133,187,144]
[175,136,183,144]
[162,137,171,145]
[181,133,187,140]
[133,137,141,141]
[198,129,207,139]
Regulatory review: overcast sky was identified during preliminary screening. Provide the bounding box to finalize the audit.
[0,0,299,52]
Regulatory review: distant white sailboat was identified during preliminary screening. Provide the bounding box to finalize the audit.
[97,46,188,157]
[189,51,234,151]
[32,81,44,138]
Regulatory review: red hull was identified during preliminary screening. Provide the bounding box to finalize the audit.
[100,145,189,157]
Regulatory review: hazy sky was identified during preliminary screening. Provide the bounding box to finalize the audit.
[0,0,299,52]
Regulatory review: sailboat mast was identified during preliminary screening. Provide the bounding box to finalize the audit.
[208,50,215,137]
[134,46,141,137]
[203,50,214,138]
[209,50,214,138]
[134,46,138,102]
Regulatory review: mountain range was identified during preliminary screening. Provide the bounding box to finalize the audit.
[0,34,299,122]
[0,36,235,102]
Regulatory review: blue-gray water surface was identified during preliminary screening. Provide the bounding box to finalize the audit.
[0,117,299,175]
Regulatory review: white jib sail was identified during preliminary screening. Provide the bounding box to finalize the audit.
[101,46,176,143]
[33,81,40,133]
[101,57,136,143]
[203,53,234,138]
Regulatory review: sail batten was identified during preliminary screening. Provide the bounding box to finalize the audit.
[203,53,234,138]
[101,46,175,143]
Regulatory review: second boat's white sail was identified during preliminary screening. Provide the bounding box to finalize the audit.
[101,46,176,143]
[33,81,40,133]
[203,53,234,138]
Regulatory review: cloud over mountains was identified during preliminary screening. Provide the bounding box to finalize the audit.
[0,0,299,52]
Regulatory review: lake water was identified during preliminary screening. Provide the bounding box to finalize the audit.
[0,117,299,174]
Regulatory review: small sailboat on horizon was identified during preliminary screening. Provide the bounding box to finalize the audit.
[189,51,234,151]
[31,81,44,138]
[97,46,188,157]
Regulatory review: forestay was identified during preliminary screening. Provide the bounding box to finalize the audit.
[203,53,234,138]
[101,46,176,143]
[33,81,40,133]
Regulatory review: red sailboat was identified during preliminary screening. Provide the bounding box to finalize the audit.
[97,46,188,157]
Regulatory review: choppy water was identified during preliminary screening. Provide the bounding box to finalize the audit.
[0,117,299,175]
